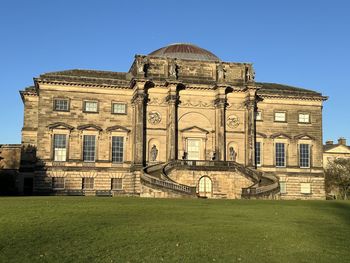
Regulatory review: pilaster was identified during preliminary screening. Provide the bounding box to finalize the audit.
[166,83,179,161]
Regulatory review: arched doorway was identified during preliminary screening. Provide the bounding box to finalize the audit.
[198,176,212,197]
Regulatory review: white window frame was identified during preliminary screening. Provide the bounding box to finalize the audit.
[111,178,123,190]
[112,103,127,114]
[274,112,286,122]
[111,136,124,163]
[299,144,311,168]
[298,113,310,123]
[275,142,286,167]
[53,98,69,112]
[84,101,98,113]
[53,134,67,162]
[83,135,96,162]
[255,110,262,121]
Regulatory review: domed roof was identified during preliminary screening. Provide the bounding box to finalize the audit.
[148,43,220,62]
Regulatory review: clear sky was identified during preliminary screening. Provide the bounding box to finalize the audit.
[0,0,349,144]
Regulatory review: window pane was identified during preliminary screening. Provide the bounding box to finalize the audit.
[275,143,285,167]
[255,111,262,121]
[54,99,69,111]
[255,142,261,166]
[300,144,310,168]
[112,136,124,163]
[84,101,98,112]
[52,177,65,189]
[299,113,310,123]
[113,103,126,114]
[111,178,123,190]
[83,135,96,162]
[274,112,286,122]
[53,134,67,161]
[83,178,94,189]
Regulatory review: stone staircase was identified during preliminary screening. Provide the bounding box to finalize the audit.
[140,160,280,199]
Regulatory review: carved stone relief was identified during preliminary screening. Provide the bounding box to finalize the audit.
[148,111,161,125]
[227,115,240,128]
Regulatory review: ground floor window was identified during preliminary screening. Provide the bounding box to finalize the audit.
[82,178,94,190]
[83,135,96,162]
[198,176,212,197]
[52,177,65,189]
[275,143,286,167]
[53,134,67,161]
[112,136,124,163]
[280,181,286,194]
[111,178,123,190]
[300,183,311,194]
[299,144,310,168]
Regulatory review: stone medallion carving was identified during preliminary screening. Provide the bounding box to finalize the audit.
[227,115,240,128]
[148,111,161,125]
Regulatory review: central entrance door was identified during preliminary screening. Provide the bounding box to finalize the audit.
[187,138,201,160]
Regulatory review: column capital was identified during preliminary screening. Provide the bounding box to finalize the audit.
[214,97,227,108]
[131,91,147,105]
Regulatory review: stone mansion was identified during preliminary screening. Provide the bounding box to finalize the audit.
[17,43,327,199]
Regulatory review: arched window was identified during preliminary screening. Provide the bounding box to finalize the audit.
[198,176,212,197]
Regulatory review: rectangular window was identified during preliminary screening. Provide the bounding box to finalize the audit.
[274,112,286,122]
[111,178,123,190]
[112,136,124,163]
[52,177,65,189]
[84,101,98,112]
[299,144,310,168]
[300,183,311,194]
[280,181,287,194]
[255,111,262,121]
[83,135,96,162]
[82,178,94,190]
[53,134,67,161]
[54,99,69,111]
[112,103,127,114]
[255,142,261,166]
[299,113,310,123]
[275,143,286,167]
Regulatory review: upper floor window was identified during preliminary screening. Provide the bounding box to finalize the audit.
[54,99,69,111]
[53,134,67,161]
[255,142,261,166]
[299,144,310,168]
[274,112,286,122]
[52,177,65,189]
[112,136,124,163]
[275,143,286,167]
[112,103,127,114]
[84,101,98,113]
[255,111,262,121]
[83,135,96,162]
[298,113,310,123]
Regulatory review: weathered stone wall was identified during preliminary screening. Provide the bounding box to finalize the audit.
[168,168,253,199]
[0,145,21,170]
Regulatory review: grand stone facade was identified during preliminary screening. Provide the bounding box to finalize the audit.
[18,43,327,199]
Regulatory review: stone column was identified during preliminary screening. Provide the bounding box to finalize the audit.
[245,87,257,167]
[131,81,147,167]
[166,84,179,161]
[214,86,227,161]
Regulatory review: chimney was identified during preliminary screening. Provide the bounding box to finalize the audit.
[338,137,347,146]
[325,140,333,145]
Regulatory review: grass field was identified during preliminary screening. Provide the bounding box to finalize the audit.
[0,197,349,263]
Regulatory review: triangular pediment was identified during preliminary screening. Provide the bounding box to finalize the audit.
[48,122,74,130]
[256,132,267,138]
[270,133,291,139]
[294,134,315,140]
[77,124,103,131]
[106,125,130,133]
[325,145,350,154]
[181,126,210,134]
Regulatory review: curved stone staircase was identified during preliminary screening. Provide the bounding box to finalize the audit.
[141,160,280,199]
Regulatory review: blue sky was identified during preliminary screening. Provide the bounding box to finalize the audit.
[0,0,349,144]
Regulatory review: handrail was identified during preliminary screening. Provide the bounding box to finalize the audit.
[142,163,196,195]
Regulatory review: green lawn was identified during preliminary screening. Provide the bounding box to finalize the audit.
[0,197,349,263]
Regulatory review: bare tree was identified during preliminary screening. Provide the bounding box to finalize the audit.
[325,158,350,200]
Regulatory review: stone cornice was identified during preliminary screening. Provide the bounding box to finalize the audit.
[35,78,131,90]
[259,93,327,101]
